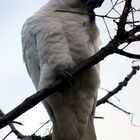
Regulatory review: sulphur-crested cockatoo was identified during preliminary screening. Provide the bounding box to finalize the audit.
[21,0,100,140]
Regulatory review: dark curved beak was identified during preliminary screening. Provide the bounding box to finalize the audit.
[82,0,96,10]
[86,0,96,9]
[85,0,96,23]
[86,0,105,9]
[82,0,88,5]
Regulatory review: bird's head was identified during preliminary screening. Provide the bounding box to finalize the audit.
[61,0,96,9]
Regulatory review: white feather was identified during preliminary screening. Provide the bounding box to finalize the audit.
[21,0,100,140]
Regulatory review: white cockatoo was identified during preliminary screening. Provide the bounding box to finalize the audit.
[21,0,100,140]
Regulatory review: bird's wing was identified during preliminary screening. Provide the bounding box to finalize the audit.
[21,16,59,121]
[21,23,40,89]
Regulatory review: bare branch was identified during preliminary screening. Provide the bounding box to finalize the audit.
[127,34,140,42]
[55,10,120,20]
[127,25,140,36]
[107,101,131,115]
[106,0,120,16]
[107,101,140,127]
[115,49,140,59]
[21,134,52,140]
[103,18,112,39]
[34,120,50,135]
[117,0,132,32]
[97,66,140,106]
[0,110,24,139]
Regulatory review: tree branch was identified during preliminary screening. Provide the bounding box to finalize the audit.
[117,0,132,33]
[0,0,140,132]
[18,65,140,140]
[115,49,140,59]
[97,66,140,106]
[0,42,114,129]
[127,34,140,42]
[0,110,24,139]
[107,101,131,115]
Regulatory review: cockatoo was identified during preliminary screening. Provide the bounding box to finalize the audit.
[21,0,100,140]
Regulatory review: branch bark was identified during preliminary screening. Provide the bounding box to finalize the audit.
[97,66,140,106]
[115,49,140,59]
[0,110,24,139]
[12,65,140,140]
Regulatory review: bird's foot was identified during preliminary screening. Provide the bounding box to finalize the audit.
[56,70,74,87]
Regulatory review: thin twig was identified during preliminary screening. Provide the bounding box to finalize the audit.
[107,101,131,115]
[55,10,119,19]
[106,0,119,16]
[103,18,112,39]
[0,110,24,139]
[3,131,12,140]
[34,120,50,135]
[115,49,140,59]
[97,66,140,106]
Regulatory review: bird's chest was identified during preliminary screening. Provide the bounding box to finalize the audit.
[61,13,92,44]
[59,13,94,63]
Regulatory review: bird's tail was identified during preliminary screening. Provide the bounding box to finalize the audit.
[52,114,97,140]
[80,115,97,140]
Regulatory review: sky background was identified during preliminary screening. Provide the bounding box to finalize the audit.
[0,0,140,139]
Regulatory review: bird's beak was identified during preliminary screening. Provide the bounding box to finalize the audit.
[82,0,96,9]
[82,0,88,5]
